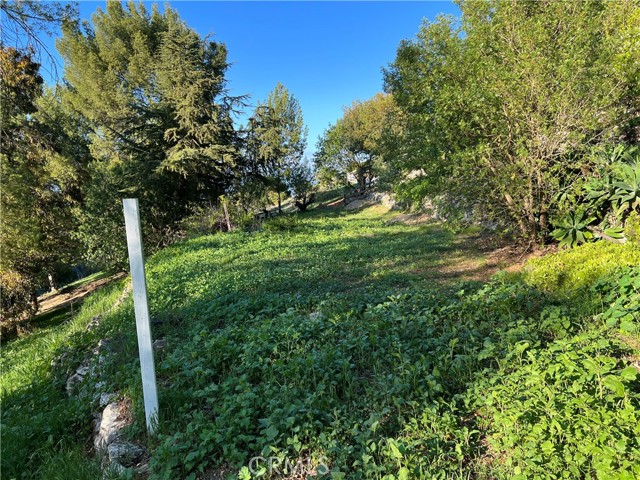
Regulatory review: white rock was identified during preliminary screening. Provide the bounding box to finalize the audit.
[108,441,144,466]
[94,402,129,451]
[98,392,117,408]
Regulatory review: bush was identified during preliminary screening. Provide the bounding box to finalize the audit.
[523,242,640,294]
[262,214,303,232]
[0,270,37,341]
[624,211,640,244]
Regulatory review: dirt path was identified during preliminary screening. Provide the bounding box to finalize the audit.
[37,272,127,316]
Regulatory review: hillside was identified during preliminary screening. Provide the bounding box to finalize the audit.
[2,204,639,480]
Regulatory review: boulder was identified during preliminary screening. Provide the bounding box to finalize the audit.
[108,441,145,467]
[94,402,130,451]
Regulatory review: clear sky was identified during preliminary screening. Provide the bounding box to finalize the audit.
[43,1,461,156]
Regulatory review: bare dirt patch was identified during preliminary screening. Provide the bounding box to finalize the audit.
[438,234,554,282]
[37,272,127,316]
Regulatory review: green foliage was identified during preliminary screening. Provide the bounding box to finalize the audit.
[624,211,640,244]
[6,207,640,479]
[0,270,37,340]
[612,160,640,215]
[1,47,89,314]
[474,328,639,479]
[57,1,239,268]
[314,93,402,190]
[550,210,595,248]
[549,146,640,247]
[261,213,303,232]
[245,83,307,213]
[0,280,127,479]
[384,1,640,240]
[524,241,640,294]
[287,161,317,212]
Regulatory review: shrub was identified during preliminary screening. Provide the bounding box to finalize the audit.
[0,270,37,341]
[523,242,640,294]
[262,214,303,232]
[624,211,640,244]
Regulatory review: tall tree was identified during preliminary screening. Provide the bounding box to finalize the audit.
[0,0,78,77]
[57,1,240,267]
[384,0,640,241]
[0,47,89,329]
[314,93,402,191]
[246,83,307,213]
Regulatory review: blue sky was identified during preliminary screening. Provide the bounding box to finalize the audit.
[43,1,460,156]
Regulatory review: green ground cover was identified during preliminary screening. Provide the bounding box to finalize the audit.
[2,205,639,479]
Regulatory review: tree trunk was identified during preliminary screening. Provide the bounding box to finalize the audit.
[222,200,232,232]
[30,287,38,313]
[278,191,282,215]
[47,272,57,293]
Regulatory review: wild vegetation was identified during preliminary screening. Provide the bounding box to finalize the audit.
[2,1,640,479]
[2,203,639,479]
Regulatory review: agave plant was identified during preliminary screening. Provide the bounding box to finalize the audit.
[612,162,640,215]
[550,210,596,248]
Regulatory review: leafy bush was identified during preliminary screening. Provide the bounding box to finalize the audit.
[0,269,37,341]
[550,146,640,248]
[624,211,640,244]
[524,241,640,294]
[474,329,639,479]
[472,268,640,479]
[262,214,303,232]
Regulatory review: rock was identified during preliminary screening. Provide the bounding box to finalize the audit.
[153,338,166,350]
[345,198,369,210]
[107,461,126,475]
[108,441,144,467]
[344,192,396,211]
[134,463,150,475]
[65,365,91,395]
[86,315,102,331]
[51,351,70,370]
[98,392,117,408]
[94,402,130,451]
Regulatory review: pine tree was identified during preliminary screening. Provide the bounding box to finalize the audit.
[57,1,240,266]
[246,83,307,213]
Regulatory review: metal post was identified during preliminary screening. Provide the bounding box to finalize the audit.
[123,198,159,434]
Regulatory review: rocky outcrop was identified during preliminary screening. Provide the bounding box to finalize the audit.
[94,400,147,474]
[344,191,396,210]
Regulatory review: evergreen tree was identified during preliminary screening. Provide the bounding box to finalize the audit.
[246,83,307,213]
[57,1,240,266]
[0,47,89,330]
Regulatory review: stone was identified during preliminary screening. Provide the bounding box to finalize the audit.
[65,365,91,395]
[98,392,117,408]
[86,315,102,331]
[344,198,369,210]
[108,441,144,467]
[94,402,130,451]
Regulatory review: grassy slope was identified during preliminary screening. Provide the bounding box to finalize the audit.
[2,205,639,479]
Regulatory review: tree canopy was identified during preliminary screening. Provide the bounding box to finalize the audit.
[314,92,402,191]
[384,0,640,239]
[245,82,307,213]
[57,1,240,266]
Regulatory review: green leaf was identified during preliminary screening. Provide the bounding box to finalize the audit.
[620,367,638,381]
[603,376,625,397]
[388,439,403,459]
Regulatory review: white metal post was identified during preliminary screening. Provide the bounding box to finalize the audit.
[123,198,159,434]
